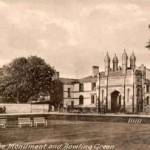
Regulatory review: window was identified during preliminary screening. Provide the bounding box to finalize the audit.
[119,95,121,105]
[147,85,149,93]
[68,88,71,97]
[79,83,84,92]
[91,95,95,104]
[146,96,149,105]
[127,89,130,102]
[79,95,84,105]
[102,90,104,102]
[71,101,74,108]
[137,89,142,99]
[92,82,96,90]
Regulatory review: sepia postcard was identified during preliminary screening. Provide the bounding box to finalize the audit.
[0,0,150,150]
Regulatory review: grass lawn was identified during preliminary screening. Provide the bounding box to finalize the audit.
[0,120,150,150]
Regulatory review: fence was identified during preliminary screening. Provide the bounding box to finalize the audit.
[0,103,49,114]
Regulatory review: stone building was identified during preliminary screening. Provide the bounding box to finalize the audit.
[57,51,150,113]
[59,74,97,111]
[98,50,142,113]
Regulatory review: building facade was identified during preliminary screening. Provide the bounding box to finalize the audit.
[57,51,150,113]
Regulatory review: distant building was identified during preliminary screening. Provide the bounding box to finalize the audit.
[57,51,150,113]
[59,75,97,111]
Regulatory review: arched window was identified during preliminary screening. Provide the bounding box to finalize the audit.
[79,95,84,105]
[102,90,104,103]
[137,89,141,98]
[127,89,130,102]
[119,95,121,106]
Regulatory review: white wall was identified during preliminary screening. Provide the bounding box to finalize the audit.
[63,82,97,107]
[63,85,74,98]
[31,104,49,113]
[0,104,49,113]
[74,83,79,91]
[63,84,74,91]
[84,82,92,91]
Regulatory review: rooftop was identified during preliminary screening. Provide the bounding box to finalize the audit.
[59,78,78,84]
[59,75,97,84]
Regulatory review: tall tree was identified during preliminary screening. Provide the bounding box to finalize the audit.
[0,56,55,103]
[146,25,150,49]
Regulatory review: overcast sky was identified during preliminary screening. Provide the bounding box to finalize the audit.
[0,0,150,78]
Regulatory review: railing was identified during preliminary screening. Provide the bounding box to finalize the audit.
[145,105,150,114]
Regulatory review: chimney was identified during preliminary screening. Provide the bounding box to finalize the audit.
[54,71,59,80]
[92,66,99,77]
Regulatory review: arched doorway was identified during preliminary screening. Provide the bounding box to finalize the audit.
[111,91,121,113]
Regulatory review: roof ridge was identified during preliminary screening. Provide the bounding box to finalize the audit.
[59,77,78,80]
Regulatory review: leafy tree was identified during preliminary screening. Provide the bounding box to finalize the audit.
[146,25,150,49]
[50,79,63,107]
[0,56,55,103]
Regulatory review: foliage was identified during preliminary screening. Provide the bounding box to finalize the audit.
[0,56,55,103]
[146,25,150,49]
[50,79,63,107]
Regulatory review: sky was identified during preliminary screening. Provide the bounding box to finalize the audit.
[0,0,150,78]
